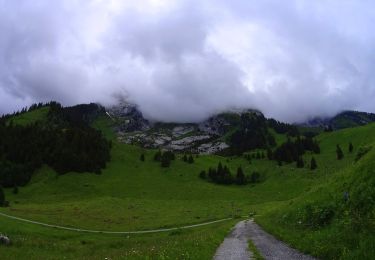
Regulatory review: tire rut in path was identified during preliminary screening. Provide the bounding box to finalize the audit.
[214,220,316,260]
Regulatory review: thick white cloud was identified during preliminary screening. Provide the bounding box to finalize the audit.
[0,0,374,122]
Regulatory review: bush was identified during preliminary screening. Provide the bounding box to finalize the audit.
[299,203,335,229]
[355,146,372,162]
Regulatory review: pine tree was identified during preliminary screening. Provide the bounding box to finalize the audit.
[0,186,5,206]
[266,148,273,160]
[199,170,206,179]
[336,145,344,160]
[140,153,145,162]
[154,150,162,161]
[161,155,170,168]
[217,162,223,176]
[236,166,246,185]
[310,157,317,170]
[188,155,194,164]
[296,157,304,168]
[349,142,354,153]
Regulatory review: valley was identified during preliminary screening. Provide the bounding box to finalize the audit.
[0,104,374,259]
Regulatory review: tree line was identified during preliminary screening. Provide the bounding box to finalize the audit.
[199,162,260,185]
[0,103,111,189]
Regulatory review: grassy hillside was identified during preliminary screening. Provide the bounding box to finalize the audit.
[0,110,374,259]
[7,107,49,126]
[257,123,375,259]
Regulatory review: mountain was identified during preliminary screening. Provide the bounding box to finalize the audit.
[300,110,375,130]
[106,102,277,154]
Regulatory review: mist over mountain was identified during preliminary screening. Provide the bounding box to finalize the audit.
[1,0,375,123]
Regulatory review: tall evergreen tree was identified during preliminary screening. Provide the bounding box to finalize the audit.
[154,150,162,161]
[336,145,344,160]
[349,142,354,153]
[199,170,206,179]
[217,162,223,176]
[161,154,170,168]
[236,166,246,185]
[296,157,304,168]
[0,186,5,206]
[266,148,273,160]
[188,155,194,164]
[310,157,317,170]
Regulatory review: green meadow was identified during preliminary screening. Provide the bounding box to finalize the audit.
[0,110,374,259]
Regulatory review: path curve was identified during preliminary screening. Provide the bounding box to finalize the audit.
[0,211,231,234]
[214,220,316,260]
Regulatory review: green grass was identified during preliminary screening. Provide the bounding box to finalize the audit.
[1,112,375,259]
[7,107,49,126]
[256,123,375,259]
[248,238,264,260]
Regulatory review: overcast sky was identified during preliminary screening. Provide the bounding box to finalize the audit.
[1,0,374,122]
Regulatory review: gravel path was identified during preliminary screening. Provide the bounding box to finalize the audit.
[0,211,231,234]
[214,220,316,260]
[214,220,253,260]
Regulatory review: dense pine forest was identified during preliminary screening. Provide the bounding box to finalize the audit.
[0,103,111,188]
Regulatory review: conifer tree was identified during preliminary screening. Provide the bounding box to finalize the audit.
[236,166,245,185]
[310,157,317,170]
[296,157,304,168]
[188,155,194,164]
[0,186,5,206]
[349,142,354,153]
[336,145,344,160]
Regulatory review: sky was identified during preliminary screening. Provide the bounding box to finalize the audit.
[1,0,374,123]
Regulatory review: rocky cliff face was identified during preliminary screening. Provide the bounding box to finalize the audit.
[107,103,150,132]
[106,102,249,154]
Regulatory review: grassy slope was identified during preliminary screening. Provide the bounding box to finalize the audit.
[7,107,49,126]
[0,111,374,259]
[257,123,375,259]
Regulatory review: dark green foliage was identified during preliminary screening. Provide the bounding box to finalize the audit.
[355,146,372,162]
[249,171,261,183]
[267,118,299,136]
[0,103,111,187]
[161,156,170,168]
[154,150,162,161]
[48,102,105,127]
[182,154,188,162]
[157,151,175,168]
[140,154,145,162]
[273,137,320,164]
[336,145,344,160]
[266,148,273,160]
[299,203,335,229]
[13,186,18,194]
[199,170,206,179]
[296,157,304,168]
[236,167,245,185]
[310,157,317,170]
[188,155,194,164]
[229,113,276,155]
[199,163,258,185]
[256,152,261,159]
[349,142,354,153]
[0,186,4,206]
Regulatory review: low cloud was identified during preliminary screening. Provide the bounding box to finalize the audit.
[0,0,374,122]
